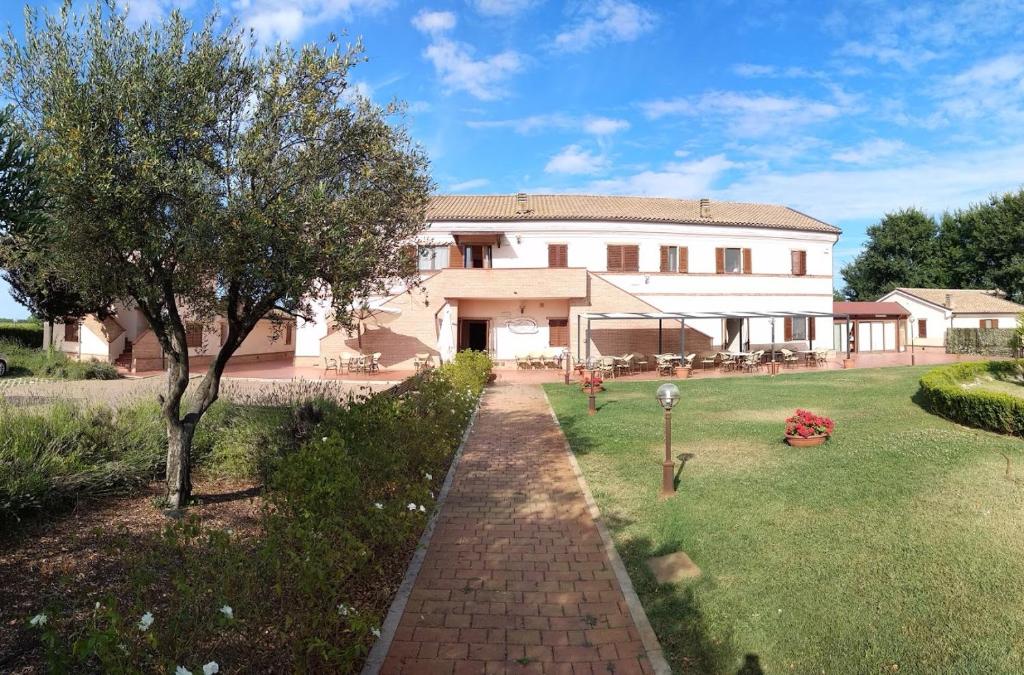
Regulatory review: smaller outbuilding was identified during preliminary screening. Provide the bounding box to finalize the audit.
[878,288,1024,349]
[833,301,910,353]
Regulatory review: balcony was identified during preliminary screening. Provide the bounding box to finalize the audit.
[432,267,588,300]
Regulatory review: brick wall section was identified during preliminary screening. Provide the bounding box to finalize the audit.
[434,267,588,299]
[131,329,164,372]
[569,274,712,360]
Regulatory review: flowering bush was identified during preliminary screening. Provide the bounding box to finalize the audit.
[28,351,492,673]
[784,409,835,438]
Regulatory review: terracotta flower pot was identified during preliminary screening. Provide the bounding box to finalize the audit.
[674,366,690,379]
[785,434,828,447]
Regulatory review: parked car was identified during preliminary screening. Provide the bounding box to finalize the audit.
[0,353,6,377]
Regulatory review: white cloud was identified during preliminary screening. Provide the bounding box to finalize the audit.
[118,0,198,26]
[449,178,490,191]
[470,0,539,17]
[585,154,734,197]
[422,38,523,100]
[715,143,1024,222]
[411,9,457,35]
[466,113,629,135]
[545,145,609,175]
[837,41,939,71]
[830,139,907,164]
[641,91,843,137]
[935,52,1024,123]
[554,0,656,53]
[231,0,393,44]
[732,63,819,79]
[582,116,630,135]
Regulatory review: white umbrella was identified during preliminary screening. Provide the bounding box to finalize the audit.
[350,302,401,351]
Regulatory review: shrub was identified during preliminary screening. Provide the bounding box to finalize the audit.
[918,360,1024,437]
[945,328,1017,356]
[784,409,835,438]
[0,341,120,379]
[30,350,493,672]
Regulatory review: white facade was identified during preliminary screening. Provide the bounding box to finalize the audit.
[880,289,1022,348]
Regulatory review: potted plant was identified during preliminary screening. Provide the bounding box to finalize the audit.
[784,409,834,447]
[674,364,690,379]
[582,372,604,392]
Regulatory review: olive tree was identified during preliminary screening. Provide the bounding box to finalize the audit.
[2,1,431,508]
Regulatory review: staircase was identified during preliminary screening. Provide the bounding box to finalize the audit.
[115,340,133,370]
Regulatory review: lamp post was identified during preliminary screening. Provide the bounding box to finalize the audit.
[909,318,916,366]
[587,358,598,416]
[656,383,680,496]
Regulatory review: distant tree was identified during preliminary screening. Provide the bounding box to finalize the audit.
[1,2,431,508]
[840,208,947,300]
[939,189,1024,303]
[833,288,846,301]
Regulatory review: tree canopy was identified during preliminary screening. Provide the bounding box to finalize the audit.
[1,1,432,507]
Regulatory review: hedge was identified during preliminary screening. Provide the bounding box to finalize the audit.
[918,360,1024,437]
[945,328,1017,356]
[0,321,43,349]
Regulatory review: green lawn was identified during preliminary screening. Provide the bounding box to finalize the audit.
[545,367,1024,674]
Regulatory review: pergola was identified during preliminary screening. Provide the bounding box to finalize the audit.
[577,310,852,362]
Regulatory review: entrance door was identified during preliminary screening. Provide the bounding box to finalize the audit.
[458,319,489,352]
[724,318,743,351]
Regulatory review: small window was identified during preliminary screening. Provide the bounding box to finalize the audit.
[661,246,679,273]
[918,319,928,338]
[791,317,808,341]
[791,250,807,276]
[64,321,80,342]
[549,318,569,347]
[725,248,742,274]
[980,319,998,329]
[548,244,568,268]
[185,323,204,349]
[463,245,491,269]
[417,246,450,271]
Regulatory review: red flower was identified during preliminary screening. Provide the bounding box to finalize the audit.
[784,409,834,438]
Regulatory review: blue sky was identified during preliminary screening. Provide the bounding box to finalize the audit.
[3,0,1024,318]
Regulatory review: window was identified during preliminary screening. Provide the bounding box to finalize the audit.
[417,245,450,271]
[462,244,492,269]
[716,247,751,274]
[606,244,639,272]
[548,244,568,268]
[918,319,928,338]
[185,323,204,349]
[549,318,569,347]
[980,319,998,329]
[64,321,80,342]
[791,317,808,341]
[791,250,807,276]
[660,246,688,273]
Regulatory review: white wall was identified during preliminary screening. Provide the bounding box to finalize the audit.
[951,313,1018,329]
[881,292,950,347]
[458,299,569,359]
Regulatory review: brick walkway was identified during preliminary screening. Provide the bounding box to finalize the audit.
[380,383,654,675]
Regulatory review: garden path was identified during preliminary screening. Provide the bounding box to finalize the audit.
[378,382,660,675]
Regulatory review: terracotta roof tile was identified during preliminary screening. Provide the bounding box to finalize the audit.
[894,288,1024,314]
[426,194,840,234]
[833,301,909,317]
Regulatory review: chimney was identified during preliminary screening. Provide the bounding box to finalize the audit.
[945,293,954,309]
[514,192,532,215]
[699,198,711,219]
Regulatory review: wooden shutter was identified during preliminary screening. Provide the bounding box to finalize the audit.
[549,319,569,347]
[784,317,793,341]
[607,245,623,271]
[623,245,639,272]
[742,248,752,274]
[64,321,79,342]
[791,250,807,276]
[808,317,816,340]
[660,246,670,272]
[448,244,463,268]
[715,247,725,274]
[679,247,688,273]
[548,244,568,268]
[186,323,204,348]
[918,319,927,338]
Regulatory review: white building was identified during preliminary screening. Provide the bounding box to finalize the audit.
[298,194,841,369]
[879,288,1024,349]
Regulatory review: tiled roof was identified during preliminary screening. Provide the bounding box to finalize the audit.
[426,194,840,234]
[833,301,909,317]
[894,288,1024,314]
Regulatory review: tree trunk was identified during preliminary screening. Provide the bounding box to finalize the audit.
[165,417,195,509]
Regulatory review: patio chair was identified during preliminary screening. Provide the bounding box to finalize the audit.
[616,354,635,377]
[514,354,530,370]
[656,356,674,376]
[815,350,829,367]
[700,353,718,370]
[543,352,559,369]
[742,350,765,373]
[780,348,800,368]
[719,352,737,373]
[528,353,544,369]
[598,356,616,379]
[369,352,382,373]
[323,355,339,375]
[683,353,696,370]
